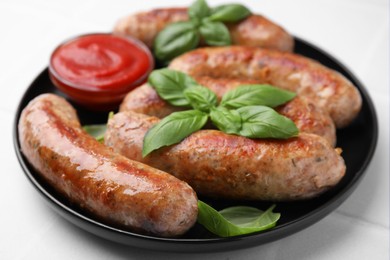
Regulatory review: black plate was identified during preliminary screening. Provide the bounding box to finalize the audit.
[13,37,378,253]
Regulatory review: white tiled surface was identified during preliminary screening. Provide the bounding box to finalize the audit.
[1,0,389,259]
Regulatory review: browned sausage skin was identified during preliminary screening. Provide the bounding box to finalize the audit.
[169,46,362,128]
[120,77,336,146]
[105,111,346,201]
[113,8,294,52]
[114,8,188,49]
[18,94,198,237]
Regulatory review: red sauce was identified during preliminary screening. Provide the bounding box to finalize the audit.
[49,33,154,110]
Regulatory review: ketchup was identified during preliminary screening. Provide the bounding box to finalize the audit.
[49,33,154,110]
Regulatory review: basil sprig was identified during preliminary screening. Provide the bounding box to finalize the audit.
[143,69,298,156]
[153,0,251,64]
[197,201,280,237]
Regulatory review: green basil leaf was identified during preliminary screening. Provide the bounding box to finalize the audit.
[221,84,296,109]
[108,111,114,119]
[188,0,210,21]
[153,21,200,63]
[208,4,251,22]
[148,69,199,107]
[199,21,231,46]
[237,106,299,139]
[142,110,208,156]
[219,205,280,230]
[82,111,114,143]
[197,200,280,237]
[183,85,217,112]
[83,124,106,143]
[210,106,241,134]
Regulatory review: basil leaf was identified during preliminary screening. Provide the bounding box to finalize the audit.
[209,4,251,22]
[199,21,231,46]
[82,111,114,143]
[153,21,200,63]
[221,84,296,109]
[219,205,280,230]
[83,124,106,143]
[108,111,114,119]
[188,0,210,21]
[183,85,217,112]
[210,106,241,134]
[197,201,280,237]
[148,69,199,107]
[142,110,208,156]
[237,106,299,139]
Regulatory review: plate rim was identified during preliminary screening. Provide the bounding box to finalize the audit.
[12,36,379,253]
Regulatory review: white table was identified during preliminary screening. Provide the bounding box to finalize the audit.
[1,0,388,259]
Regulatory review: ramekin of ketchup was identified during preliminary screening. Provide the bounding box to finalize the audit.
[49,33,154,110]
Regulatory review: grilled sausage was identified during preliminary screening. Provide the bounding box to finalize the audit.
[18,94,198,237]
[169,46,362,128]
[120,77,336,146]
[105,111,346,201]
[113,8,294,52]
